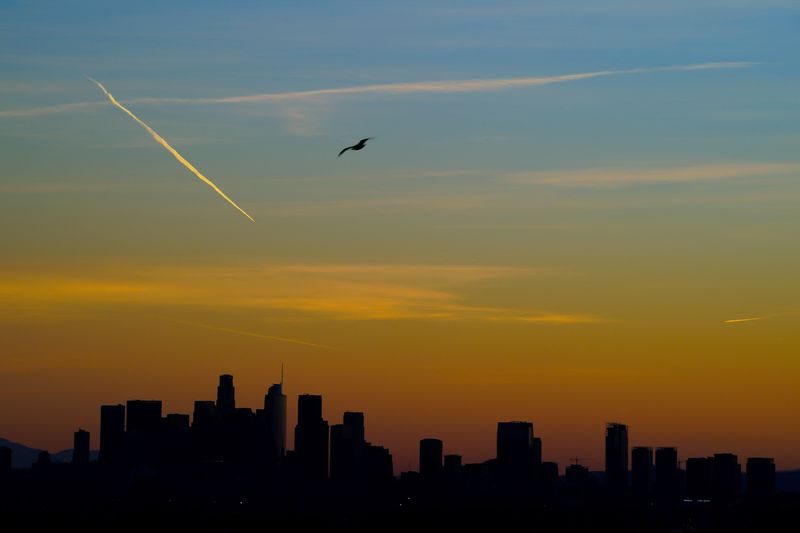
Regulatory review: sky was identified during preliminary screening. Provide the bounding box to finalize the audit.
[1,0,799,472]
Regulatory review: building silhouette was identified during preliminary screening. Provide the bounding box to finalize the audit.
[99,404,125,465]
[605,423,628,493]
[216,374,235,415]
[330,412,366,483]
[746,457,775,500]
[655,447,680,505]
[632,446,653,500]
[686,457,713,502]
[712,453,741,505]
[263,382,286,461]
[72,429,90,466]
[294,394,329,481]
[419,438,443,479]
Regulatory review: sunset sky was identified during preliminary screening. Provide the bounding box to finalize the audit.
[1,0,799,472]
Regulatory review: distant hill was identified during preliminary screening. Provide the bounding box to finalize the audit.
[0,438,98,469]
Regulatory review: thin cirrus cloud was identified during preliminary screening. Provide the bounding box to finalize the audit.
[0,263,602,324]
[0,62,752,118]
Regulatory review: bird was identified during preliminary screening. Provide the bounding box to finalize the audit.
[338,137,373,157]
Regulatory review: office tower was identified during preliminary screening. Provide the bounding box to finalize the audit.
[126,400,162,433]
[655,447,679,504]
[364,444,394,484]
[330,411,366,483]
[746,457,775,500]
[419,438,443,478]
[497,421,534,467]
[0,446,11,474]
[712,453,741,505]
[538,461,559,500]
[632,446,653,500]
[685,457,713,501]
[72,429,90,466]
[565,463,590,494]
[164,413,190,430]
[192,401,216,428]
[444,454,462,482]
[99,404,125,465]
[532,437,543,467]
[216,374,235,414]
[294,394,329,480]
[605,423,628,492]
[264,382,287,460]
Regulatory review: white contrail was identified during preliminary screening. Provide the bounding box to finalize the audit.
[126,61,754,105]
[724,316,772,324]
[88,77,255,223]
[0,61,752,117]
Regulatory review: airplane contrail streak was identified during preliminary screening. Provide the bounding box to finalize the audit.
[173,320,338,350]
[88,77,255,222]
[723,316,772,324]
[1,62,752,118]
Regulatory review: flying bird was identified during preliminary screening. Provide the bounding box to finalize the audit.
[338,137,373,157]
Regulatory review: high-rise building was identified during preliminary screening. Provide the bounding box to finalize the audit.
[192,401,216,428]
[72,429,90,466]
[631,446,653,500]
[655,447,680,504]
[419,438,443,478]
[605,423,628,492]
[532,437,543,467]
[216,374,235,414]
[99,404,125,465]
[746,457,775,500]
[444,454,462,482]
[264,382,287,460]
[126,400,162,433]
[330,411,366,482]
[686,457,713,502]
[712,453,741,505]
[497,421,534,467]
[294,394,329,481]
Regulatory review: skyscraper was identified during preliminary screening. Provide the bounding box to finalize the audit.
[712,453,741,505]
[497,421,534,468]
[631,446,653,500]
[330,411,366,483]
[686,457,713,502]
[126,400,162,433]
[419,438,443,478]
[294,394,329,481]
[264,382,287,460]
[216,374,235,415]
[605,423,628,493]
[99,404,125,465]
[72,429,90,466]
[655,447,680,504]
[746,457,776,500]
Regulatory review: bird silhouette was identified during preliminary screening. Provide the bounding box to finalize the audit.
[338,137,373,157]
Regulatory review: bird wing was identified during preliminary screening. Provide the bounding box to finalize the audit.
[338,146,353,157]
[359,137,373,144]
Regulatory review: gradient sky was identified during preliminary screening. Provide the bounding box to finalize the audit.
[1,0,799,472]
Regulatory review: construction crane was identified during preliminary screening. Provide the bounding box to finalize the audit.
[569,457,593,466]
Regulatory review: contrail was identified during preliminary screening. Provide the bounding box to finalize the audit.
[723,316,772,324]
[1,62,753,118]
[88,77,255,222]
[173,320,338,351]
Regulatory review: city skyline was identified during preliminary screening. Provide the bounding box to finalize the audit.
[2,0,799,478]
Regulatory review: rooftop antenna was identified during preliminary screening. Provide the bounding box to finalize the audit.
[280,362,284,387]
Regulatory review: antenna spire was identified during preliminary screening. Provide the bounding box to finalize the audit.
[280,362,284,386]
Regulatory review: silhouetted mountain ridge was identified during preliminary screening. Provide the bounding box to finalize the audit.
[0,438,98,468]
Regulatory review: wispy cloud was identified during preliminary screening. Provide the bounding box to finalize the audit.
[0,263,600,325]
[173,320,338,350]
[507,163,800,186]
[0,62,752,118]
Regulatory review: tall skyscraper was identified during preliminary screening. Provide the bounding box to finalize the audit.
[631,446,653,500]
[419,438,443,478]
[686,457,713,502]
[712,453,741,505]
[605,423,628,492]
[72,429,90,466]
[99,404,125,465]
[746,457,776,500]
[126,400,162,433]
[655,447,680,504]
[294,394,329,481]
[331,411,366,482]
[497,421,534,467]
[264,382,287,460]
[216,374,235,415]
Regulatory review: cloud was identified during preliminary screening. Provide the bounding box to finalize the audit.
[172,320,338,350]
[724,315,776,324]
[507,163,800,186]
[0,263,600,325]
[0,62,752,118]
